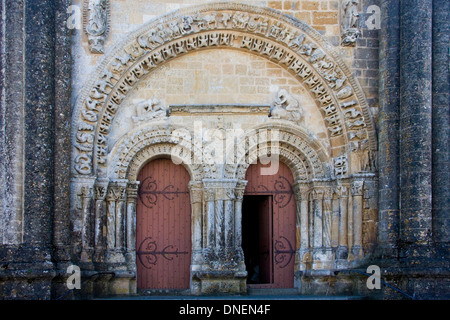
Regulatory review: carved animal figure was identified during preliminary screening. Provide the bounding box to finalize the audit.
[269,89,302,121]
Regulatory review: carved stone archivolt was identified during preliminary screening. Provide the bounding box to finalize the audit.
[72,2,377,179]
[229,124,328,182]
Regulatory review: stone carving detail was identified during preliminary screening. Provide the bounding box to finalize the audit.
[341,0,361,46]
[83,0,110,54]
[269,89,302,121]
[73,4,374,177]
[334,154,348,177]
[132,99,167,122]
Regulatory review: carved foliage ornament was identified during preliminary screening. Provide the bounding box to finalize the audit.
[73,4,373,176]
[83,0,110,54]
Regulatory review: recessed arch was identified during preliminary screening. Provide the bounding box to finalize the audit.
[108,124,204,182]
[228,122,330,182]
[71,1,377,178]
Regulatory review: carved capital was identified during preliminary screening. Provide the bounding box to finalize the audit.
[107,181,127,201]
[204,189,216,202]
[334,185,349,198]
[292,182,309,202]
[189,181,203,204]
[126,181,140,200]
[351,180,364,196]
[94,184,108,200]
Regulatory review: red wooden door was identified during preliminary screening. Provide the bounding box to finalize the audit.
[244,160,296,288]
[136,158,191,290]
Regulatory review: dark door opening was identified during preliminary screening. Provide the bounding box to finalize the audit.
[242,195,273,285]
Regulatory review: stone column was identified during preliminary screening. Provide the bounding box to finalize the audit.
[105,181,127,265]
[378,0,400,259]
[114,182,127,252]
[215,192,225,253]
[106,187,117,251]
[335,185,349,260]
[322,187,333,249]
[351,180,364,260]
[203,179,238,257]
[234,181,247,269]
[399,0,433,247]
[224,189,235,252]
[204,188,216,251]
[79,186,94,263]
[293,182,310,271]
[322,187,333,269]
[93,180,108,261]
[234,181,247,250]
[189,181,204,268]
[125,181,139,269]
[312,188,323,249]
[431,0,450,244]
[70,176,96,264]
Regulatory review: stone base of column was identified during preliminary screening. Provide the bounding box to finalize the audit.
[0,245,56,299]
[191,270,247,295]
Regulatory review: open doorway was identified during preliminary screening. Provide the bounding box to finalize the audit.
[242,195,273,286]
[243,160,296,288]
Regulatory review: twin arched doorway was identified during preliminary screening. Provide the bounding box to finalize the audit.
[135,158,296,290]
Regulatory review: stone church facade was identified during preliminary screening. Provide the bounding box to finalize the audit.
[0,0,448,299]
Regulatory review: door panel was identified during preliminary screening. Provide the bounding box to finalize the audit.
[244,160,296,288]
[136,158,191,290]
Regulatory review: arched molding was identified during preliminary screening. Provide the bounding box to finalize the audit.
[108,124,204,181]
[228,122,330,181]
[71,1,377,178]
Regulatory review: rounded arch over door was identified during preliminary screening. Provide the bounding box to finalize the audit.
[136,158,191,290]
[243,160,296,288]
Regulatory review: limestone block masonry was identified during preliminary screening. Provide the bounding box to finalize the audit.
[0,0,449,300]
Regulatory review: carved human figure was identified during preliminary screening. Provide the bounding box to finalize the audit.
[342,0,359,30]
[269,89,303,121]
[85,0,109,53]
[341,0,360,46]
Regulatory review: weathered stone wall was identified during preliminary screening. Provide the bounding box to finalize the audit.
[0,0,72,299]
